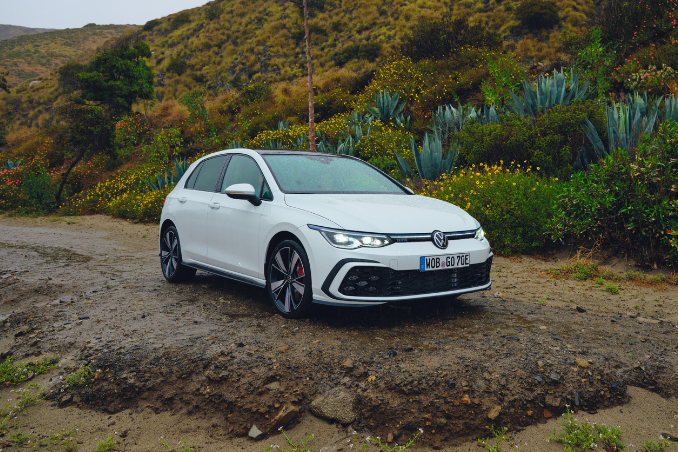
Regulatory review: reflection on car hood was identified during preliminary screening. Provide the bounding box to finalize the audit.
[284,194,479,234]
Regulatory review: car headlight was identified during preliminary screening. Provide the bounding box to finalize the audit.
[475,227,486,242]
[309,225,393,249]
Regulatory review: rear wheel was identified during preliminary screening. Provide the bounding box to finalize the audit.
[160,226,196,283]
[267,240,313,319]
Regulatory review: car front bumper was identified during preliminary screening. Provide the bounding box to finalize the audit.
[299,225,493,306]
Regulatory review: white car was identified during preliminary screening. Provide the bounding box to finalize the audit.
[159,149,492,318]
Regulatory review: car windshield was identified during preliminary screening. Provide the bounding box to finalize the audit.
[262,154,407,194]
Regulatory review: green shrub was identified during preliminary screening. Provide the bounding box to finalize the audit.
[551,119,678,266]
[240,82,271,106]
[204,3,223,21]
[401,17,502,62]
[420,163,560,255]
[143,19,161,32]
[144,127,183,165]
[169,12,191,31]
[22,170,55,212]
[334,42,382,66]
[166,57,188,76]
[514,0,560,31]
[114,113,150,161]
[105,186,171,223]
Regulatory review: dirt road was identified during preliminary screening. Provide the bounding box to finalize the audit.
[1,214,677,451]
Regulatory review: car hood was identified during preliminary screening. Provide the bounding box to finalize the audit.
[284,194,479,233]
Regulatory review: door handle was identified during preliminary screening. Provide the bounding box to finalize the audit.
[209,202,220,209]
[179,197,187,203]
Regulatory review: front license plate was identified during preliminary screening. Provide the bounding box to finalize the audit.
[420,253,470,271]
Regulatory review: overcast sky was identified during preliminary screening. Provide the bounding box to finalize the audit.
[1,0,211,29]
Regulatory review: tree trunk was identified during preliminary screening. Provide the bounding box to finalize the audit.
[54,147,85,207]
[303,0,316,151]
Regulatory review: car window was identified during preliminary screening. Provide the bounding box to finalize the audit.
[221,155,272,200]
[262,154,406,194]
[192,155,227,192]
[184,161,204,189]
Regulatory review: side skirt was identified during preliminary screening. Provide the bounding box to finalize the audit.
[183,261,266,288]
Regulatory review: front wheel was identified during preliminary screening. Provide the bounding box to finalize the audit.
[160,226,197,283]
[267,240,313,319]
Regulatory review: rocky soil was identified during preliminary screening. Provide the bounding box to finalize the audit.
[1,214,677,451]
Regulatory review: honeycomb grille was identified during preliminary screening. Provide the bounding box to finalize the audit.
[338,256,492,298]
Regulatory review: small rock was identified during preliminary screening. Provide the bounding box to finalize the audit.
[14,325,30,337]
[119,430,129,438]
[575,358,590,368]
[269,404,299,431]
[60,394,73,405]
[351,365,366,378]
[388,350,397,358]
[550,371,561,381]
[545,395,561,407]
[461,394,471,405]
[435,417,447,426]
[527,410,533,416]
[342,358,354,369]
[276,346,290,353]
[249,425,263,440]
[661,433,677,442]
[60,298,71,303]
[78,315,90,320]
[576,306,586,313]
[310,389,357,424]
[637,317,661,324]
[264,381,281,391]
[543,409,553,418]
[446,378,456,387]
[487,406,501,420]
[205,370,221,381]
[386,433,393,443]
[535,375,543,383]
[72,395,81,404]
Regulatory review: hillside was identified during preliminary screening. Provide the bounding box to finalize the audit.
[115,0,595,102]
[0,25,138,86]
[0,24,56,41]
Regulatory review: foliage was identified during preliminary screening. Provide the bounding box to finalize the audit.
[179,90,209,127]
[335,42,382,66]
[95,434,116,452]
[562,28,617,98]
[642,437,673,451]
[364,90,406,126]
[167,57,189,76]
[241,82,272,106]
[0,25,135,87]
[508,68,590,118]
[0,70,9,93]
[144,158,189,191]
[625,64,678,94]
[144,127,183,165]
[548,406,625,451]
[396,133,455,181]
[114,113,150,161]
[456,100,605,178]
[104,185,171,223]
[551,120,678,266]
[2,159,22,170]
[170,12,192,31]
[580,92,661,168]
[204,2,223,21]
[22,169,55,212]
[401,17,502,62]
[418,163,560,255]
[77,42,155,117]
[478,426,524,452]
[249,124,308,149]
[514,0,561,31]
[481,55,527,106]
[0,356,58,385]
[57,60,88,92]
[65,363,95,388]
[162,439,195,452]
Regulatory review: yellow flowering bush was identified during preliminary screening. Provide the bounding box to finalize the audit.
[416,163,561,255]
[248,124,309,149]
[104,186,172,223]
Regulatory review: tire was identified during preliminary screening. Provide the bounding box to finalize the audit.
[160,226,197,283]
[267,240,313,319]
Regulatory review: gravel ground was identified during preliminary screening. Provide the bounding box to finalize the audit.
[1,214,676,451]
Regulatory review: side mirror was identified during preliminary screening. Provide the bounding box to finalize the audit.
[224,183,262,206]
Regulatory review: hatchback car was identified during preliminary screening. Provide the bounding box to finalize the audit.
[159,149,493,318]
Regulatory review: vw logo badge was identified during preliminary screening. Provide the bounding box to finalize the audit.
[432,230,448,249]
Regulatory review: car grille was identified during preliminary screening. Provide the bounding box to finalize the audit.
[338,256,492,298]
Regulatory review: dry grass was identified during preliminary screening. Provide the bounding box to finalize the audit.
[546,258,677,288]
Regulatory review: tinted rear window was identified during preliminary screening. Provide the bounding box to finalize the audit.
[192,155,227,192]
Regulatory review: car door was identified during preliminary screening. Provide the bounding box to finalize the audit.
[207,154,272,277]
[177,154,228,263]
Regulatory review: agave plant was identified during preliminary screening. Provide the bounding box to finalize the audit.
[365,90,406,125]
[395,132,456,181]
[2,159,22,170]
[278,120,290,130]
[664,94,678,123]
[508,68,589,118]
[226,140,244,149]
[145,158,190,191]
[578,92,662,169]
[430,103,501,148]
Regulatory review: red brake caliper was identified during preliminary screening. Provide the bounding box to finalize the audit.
[297,265,304,280]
